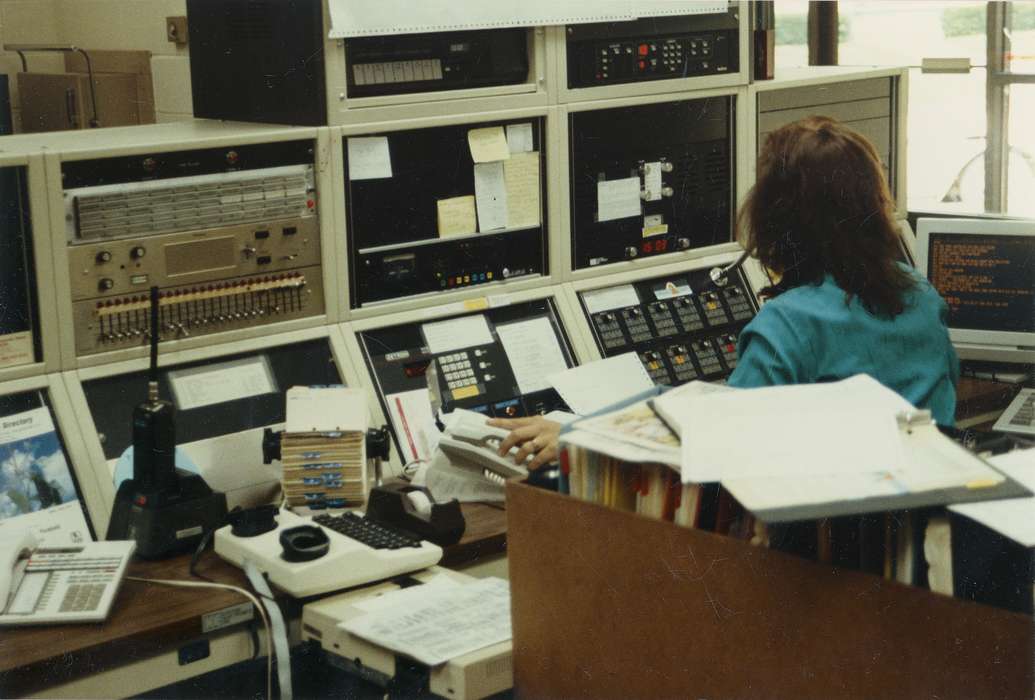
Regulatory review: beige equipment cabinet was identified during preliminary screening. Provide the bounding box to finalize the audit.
[336,105,564,320]
[552,0,750,105]
[324,3,554,126]
[747,66,909,216]
[558,86,750,285]
[0,151,61,383]
[40,120,344,370]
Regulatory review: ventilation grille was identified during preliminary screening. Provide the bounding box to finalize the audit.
[223,0,274,41]
[67,165,315,242]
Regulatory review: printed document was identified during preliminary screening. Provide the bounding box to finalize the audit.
[547,353,653,416]
[950,448,1035,546]
[341,577,512,666]
[677,375,910,483]
[495,317,569,394]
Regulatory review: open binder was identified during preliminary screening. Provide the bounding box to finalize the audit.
[561,382,1031,525]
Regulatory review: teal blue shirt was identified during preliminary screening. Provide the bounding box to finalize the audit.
[728,269,960,426]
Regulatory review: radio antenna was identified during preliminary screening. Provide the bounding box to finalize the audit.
[148,286,160,398]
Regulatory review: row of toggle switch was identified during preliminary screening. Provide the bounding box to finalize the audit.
[93,273,309,344]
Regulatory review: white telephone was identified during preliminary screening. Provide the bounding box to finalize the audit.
[0,529,135,626]
[437,410,530,485]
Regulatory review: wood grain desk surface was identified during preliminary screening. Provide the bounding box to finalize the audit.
[0,502,508,694]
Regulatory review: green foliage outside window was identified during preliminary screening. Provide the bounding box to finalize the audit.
[775,13,851,45]
[942,4,1035,37]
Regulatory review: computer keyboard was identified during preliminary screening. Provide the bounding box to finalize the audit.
[312,512,420,550]
[993,388,1035,436]
[214,508,442,598]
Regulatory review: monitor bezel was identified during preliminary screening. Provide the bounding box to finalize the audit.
[915,216,1035,352]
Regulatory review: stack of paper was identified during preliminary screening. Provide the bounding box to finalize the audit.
[280,387,368,508]
[341,576,512,667]
[950,448,1035,546]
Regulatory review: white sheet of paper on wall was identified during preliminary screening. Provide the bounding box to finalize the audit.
[643,161,663,202]
[421,314,495,354]
[474,162,508,232]
[327,0,635,38]
[506,123,534,153]
[468,127,511,164]
[347,136,393,180]
[596,177,642,222]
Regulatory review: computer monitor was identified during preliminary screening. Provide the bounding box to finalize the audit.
[916,217,1035,363]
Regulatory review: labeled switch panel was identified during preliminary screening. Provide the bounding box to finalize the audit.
[566,10,740,89]
[579,265,757,386]
[61,140,325,356]
[358,299,577,459]
[346,29,529,98]
[569,97,734,271]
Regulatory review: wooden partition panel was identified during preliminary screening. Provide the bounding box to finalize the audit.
[507,482,1033,700]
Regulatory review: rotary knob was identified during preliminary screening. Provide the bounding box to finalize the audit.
[130,246,146,259]
[95,250,112,264]
[98,278,115,291]
[624,246,638,259]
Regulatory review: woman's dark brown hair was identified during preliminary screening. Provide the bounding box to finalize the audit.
[739,115,914,316]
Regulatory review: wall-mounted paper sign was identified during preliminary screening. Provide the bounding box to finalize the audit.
[347,136,393,180]
[468,127,511,164]
[437,196,478,237]
[597,177,642,222]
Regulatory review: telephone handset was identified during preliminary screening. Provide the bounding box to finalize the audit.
[0,530,135,626]
[438,410,530,484]
[0,530,38,613]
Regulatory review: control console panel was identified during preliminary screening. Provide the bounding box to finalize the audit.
[566,10,740,89]
[345,118,547,306]
[357,299,576,459]
[578,266,756,385]
[568,96,734,271]
[61,141,325,356]
[346,29,529,98]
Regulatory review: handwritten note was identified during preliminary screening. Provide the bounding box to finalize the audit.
[504,152,541,229]
[597,177,642,222]
[468,126,511,163]
[506,123,534,153]
[437,196,477,237]
[643,161,663,201]
[474,162,508,232]
[495,316,569,394]
[346,136,393,180]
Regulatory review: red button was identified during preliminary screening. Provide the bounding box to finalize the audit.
[135,494,148,506]
[638,44,649,56]
[638,60,647,71]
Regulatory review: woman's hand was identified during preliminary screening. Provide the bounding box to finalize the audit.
[485,416,562,471]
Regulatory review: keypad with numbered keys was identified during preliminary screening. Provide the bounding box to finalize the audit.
[437,352,477,392]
